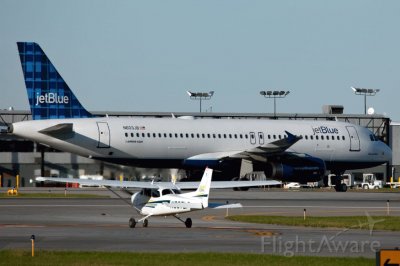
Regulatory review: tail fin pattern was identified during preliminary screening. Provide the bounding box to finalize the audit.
[17,42,92,120]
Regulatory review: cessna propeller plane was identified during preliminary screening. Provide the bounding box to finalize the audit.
[36,168,280,228]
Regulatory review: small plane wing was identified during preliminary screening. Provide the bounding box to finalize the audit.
[35,177,281,189]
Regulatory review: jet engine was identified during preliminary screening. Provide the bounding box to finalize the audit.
[264,161,325,183]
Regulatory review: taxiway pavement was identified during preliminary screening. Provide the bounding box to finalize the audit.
[0,189,399,258]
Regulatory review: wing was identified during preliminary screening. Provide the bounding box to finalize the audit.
[35,177,280,189]
[184,131,302,163]
[35,177,162,189]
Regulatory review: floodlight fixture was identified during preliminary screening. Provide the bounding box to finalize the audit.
[351,87,380,114]
[187,90,215,112]
[259,90,290,118]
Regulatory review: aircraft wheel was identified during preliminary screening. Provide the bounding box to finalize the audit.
[129,217,136,228]
[185,218,192,228]
[363,184,369,189]
[143,219,149,228]
[340,183,348,192]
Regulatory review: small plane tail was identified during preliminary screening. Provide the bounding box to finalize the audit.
[17,42,92,120]
[194,167,213,208]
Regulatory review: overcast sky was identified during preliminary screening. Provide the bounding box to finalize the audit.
[1,0,399,120]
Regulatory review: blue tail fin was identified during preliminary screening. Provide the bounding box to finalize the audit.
[17,42,92,120]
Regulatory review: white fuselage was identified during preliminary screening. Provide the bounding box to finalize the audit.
[11,117,391,171]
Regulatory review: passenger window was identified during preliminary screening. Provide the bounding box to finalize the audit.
[147,133,151,138]
[310,136,313,140]
[125,133,128,137]
[273,135,276,139]
[268,135,271,139]
[158,133,161,138]
[218,134,221,138]
[164,133,167,138]
[180,133,183,138]
[142,133,145,137]
[316,136,319,140]
[342,136,345,140]
[245,135,248,139]
[137,133,140,137]
[240,134,243,139]
[305,135,308,140]
[169,133,172,138]
[321,136,324,140]
[207,134,211,138]
[234,134,237,139]
[186,133,189,138]
[175,133,178,138]
[213,134,216,138]
[197,134,200,138]
[153,133,156,138]
[202,133,205,138]
[229,134,232,138]
[191,133,194,138]
[223,134,227,138]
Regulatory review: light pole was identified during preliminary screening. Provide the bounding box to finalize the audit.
[351,87,380,114]
[187,91,214,113]
[259,90,290,118]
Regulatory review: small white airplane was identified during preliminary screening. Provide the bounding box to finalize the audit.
[36,168,280,228]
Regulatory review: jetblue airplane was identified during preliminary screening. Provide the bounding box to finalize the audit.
[10,42,392,192]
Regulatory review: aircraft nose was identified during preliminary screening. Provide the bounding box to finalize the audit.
[380,142,392,162]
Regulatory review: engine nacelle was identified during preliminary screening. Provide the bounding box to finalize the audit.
[264,162,325,183]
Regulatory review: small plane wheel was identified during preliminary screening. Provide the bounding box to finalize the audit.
[185,218,192,228]
[129,217,136,228]
[143,219,148,228]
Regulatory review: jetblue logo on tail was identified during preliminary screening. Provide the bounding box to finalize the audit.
[17,42,93,120]
[35,93,69,106]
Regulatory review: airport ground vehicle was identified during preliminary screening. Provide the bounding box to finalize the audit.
[360,173,383,189]
[327,174,354,190]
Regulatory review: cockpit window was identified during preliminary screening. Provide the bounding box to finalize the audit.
[161,189,173,196]
[151,189,160,198]
[370,134,380,141]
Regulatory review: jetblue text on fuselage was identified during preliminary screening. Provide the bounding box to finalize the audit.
[35,93,69,106]
[312,126,339,135]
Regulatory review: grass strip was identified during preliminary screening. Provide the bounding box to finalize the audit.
[0,250,374,266]
[227,215,400,231]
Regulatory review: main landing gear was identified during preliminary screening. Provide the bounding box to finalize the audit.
[128,216,193,228]
[128,217,149,228]
[174,215,192,228]
[333,175,348,192]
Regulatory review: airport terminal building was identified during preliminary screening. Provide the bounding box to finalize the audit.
[0,108,395,187]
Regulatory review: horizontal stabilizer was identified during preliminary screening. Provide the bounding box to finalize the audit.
[209,203,243,209]
[39,123,74,138]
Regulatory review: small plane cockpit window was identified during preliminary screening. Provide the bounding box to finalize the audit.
[161,189,174,196]
[151,189,160,198]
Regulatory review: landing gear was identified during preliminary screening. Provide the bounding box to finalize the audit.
[174,215,193,228]
[129,217,136,228]
[143,219,148,228]
[333,176,348,192]
[335,182,348,192]
[184,218,192,228]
